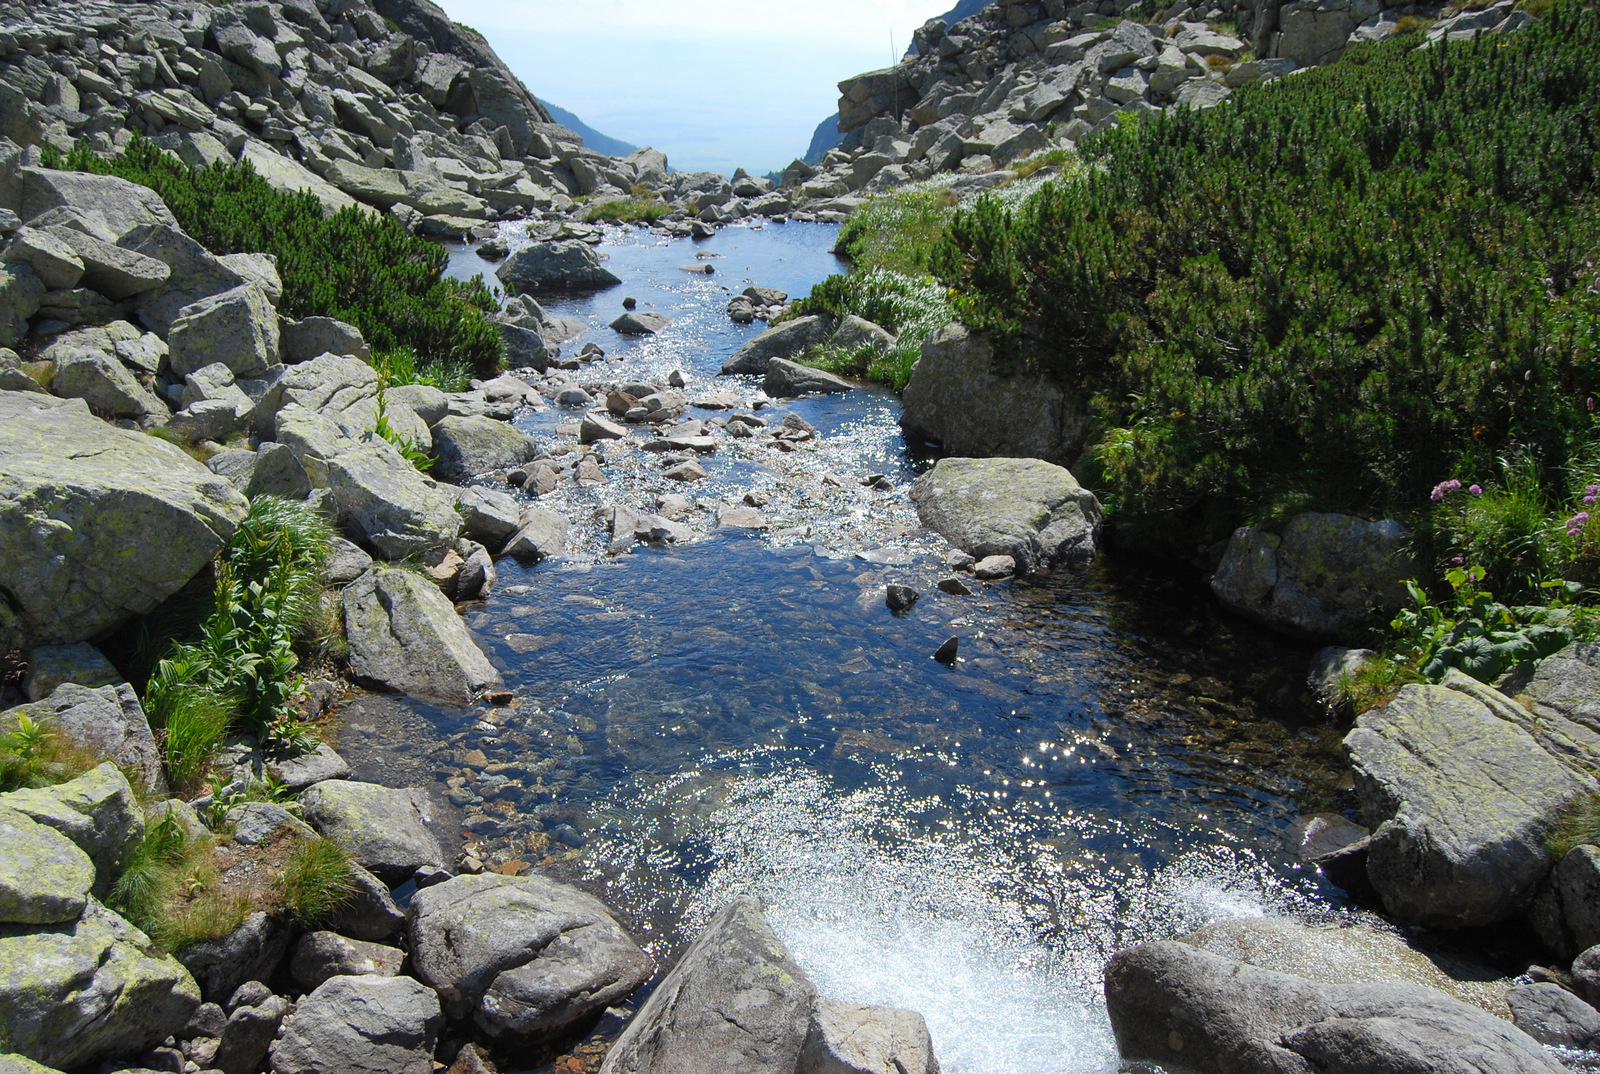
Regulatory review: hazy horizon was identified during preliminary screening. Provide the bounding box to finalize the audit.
[432,0,950,174]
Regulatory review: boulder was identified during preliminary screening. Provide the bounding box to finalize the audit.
[763,359,855,398]
[1345,680,1594,927]
[599,897,816,1074]
[342,566,504,706]
[0,899,201,1071]
[1531,843,1600,958]
[247,443,314,502]
[175,912,290,1005]
[1512,641,1600,769]
[43,225,169,300]
[0,392,248,647]
[18,644,119,700]
[327,861,407,943]
[2,226,85,290]
[297,779,447,884]
[280,316,369,363]
[2,683,163,791]
[430,415,540,482]
[900,323,1086,466]
[227,802,316,846]
[121,223,250,337]
[504,507,569,563]
[384,384,450,427]
[496,241,621,294]
[0,262,43,349]
[264,742,352,793]
[255,354,378,428]
[50,346,170,423]
[325,537,375,586]
[830,314,894,356]
[1506,982,1600,1050]
[289,932,406,992]
[18,169,177,241]
[1104,941,1561,1074]
[409,874,654,1041]
[1212,513,1414,638]
[611,311,671,335]
[167,284,281,380]
[0,804,95,926]
[215,993,289,1074]
[798,1001,940,1074]
[456,486,522,554]
[721,315,836,376]
[1,763,143,893]
[268,975,443,1074]
[910,457,1103,573]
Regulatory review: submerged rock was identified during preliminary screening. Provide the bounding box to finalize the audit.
[910,457,1102,573]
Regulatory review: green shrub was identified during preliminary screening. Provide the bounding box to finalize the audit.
[45,137,506,379]
[279,838,356,928]
[584,196,672,224]
[789,270,952,390]
[935,9,1600,523]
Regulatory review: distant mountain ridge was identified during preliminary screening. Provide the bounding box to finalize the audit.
[538,101,641,159]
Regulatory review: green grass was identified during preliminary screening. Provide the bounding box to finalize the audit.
[279,838,356,928]
[44,136,506,380]
[111,815,248,951]
[834,183,960,276]
[372,347,472,394]
[1011,148,1076,181]
[1550,791,1600,858]
[1333,656,1425,714]
[0,715,98,792]
[789,270,953,390]
[584,196,672,224]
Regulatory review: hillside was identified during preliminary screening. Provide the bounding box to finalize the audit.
[538,100,641,159]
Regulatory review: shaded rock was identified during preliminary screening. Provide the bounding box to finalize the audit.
[911,457,1102,573]
[175,911,290,1005]
[18,642,119,700]
[214,993,288,1074]
[764,358,854,398]
[430,416,540,482]
[246,444,313,502]
[0,392,247,647]
[3,682,163,791]
[290,932,405,992]
[0,263,44,349]
[721,315,836,376]
[325,536,375,586]
[327,861,407,943]
[342,566,504,706]
[1532,844,1600,959]
[611,311,671,335]
[885,585,919,614]
[409,873,653,1042]
[798,1000,940,1074]
[1,763,142,894]
[1308,647,1375,707]
[298,780,446,884]
[504,507,569,563]
[227,802,315,846]
[0,804,95,926]
[167,285,281,380]
[268,975,443,1074]
[496,241,621,294]
[51,346,169,423]
[1506,982,1600,1049]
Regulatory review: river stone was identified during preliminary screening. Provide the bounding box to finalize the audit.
[721,314,836,376]
[0,391,248,648]
[343,566,504,706]
[430,416,540,482]
[298,780,446,884]
[176,912,290,1005]
[496,241,621,294]
[910,457,1102,573]
[600,897,816,1074]
[900,323,1088,465]
[611,311,672,335]
[763,358,855,398]
[1104,940,1562,1074]
[1212,514,1415,638]
[167,284,281,380]
[268,975,443,1074]
[1345,681,1594,928]
[456,486,522,554]
[504,506,569,562]
[1,763,143,894]
[0,804,95,926]
[3,682,163,791]
[0,899,201,1071]
[798,1000,940,1074]
[409,874,654,1041]
[290,932,405,992]
[1506,982,1600,1049]
[50,347,170,423]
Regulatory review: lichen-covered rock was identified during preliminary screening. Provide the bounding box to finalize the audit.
[268,975,442,1074]
[409,874,653,1042]
[429,415,540,482]
[496,241,621,294]
[1212,513,1414,638]
[167,284,281,380]
[290,932,405,992]
[900,323,1087,466]
[456,486,522,554]
[1,763,143,894]
[721,314,835,376]
[910,456,1102,573]
[342,566,503,706]
[280,316,370,363]
[0,899,201,1071]
[0,262,44,349]
[0,804,95,926]
[2,683,164,791]
[298,780,446,884]
[50,345,170,423]
[255,354,378,429]
[0,391,248,648]
[0,1053,62,1074]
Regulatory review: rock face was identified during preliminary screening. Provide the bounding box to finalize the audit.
[1104,940,1562,1074]
[430,415,540,482]
[497,242,621,294]
[1211,513,1414,637]
[910,457,1102,573]
[297,780,446,884]
[2,683,163,791]
[268,975,443,1074]
[722,315,836,376]
[1345,678,1594,928]
[343,566,504,706]
[0,899,201,1071]
[901,324,1086,466]
[409,874,654,1042]
[0,391,248,648]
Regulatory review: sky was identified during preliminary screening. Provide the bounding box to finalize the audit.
[432,0,950,175]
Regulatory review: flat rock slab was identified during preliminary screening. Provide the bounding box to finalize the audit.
[269,974,442,1074]
[409,874,653,1041]
[298,780,446,884]
[910,457,1102,573]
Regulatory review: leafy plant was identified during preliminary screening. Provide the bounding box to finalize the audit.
[1389,566,1584,683]
[0,714,97,791]
[369,391,433,471]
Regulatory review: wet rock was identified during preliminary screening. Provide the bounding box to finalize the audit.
[290,932,405,992]
[176,912,290,1005]
[0,392,248,648]
[934,638,960,665]
[0,803,95,926]
[763,358,854,398]
[885,585,920,614]
[214,993,289,1074]
[1,763,142,894]
[973,555,1016,580]
[298,781,447,884]
[611,311,671,335]
[269,975,443,1074]
[1507,982,1600,1049]
[721,314,836,375]
[431,416,540,482]
[504,506,569,562]
[1345,679,1593,927]
[911,457,1102,573]
[581,413,628,443]
[409,874,653,1042]
[342,566,504,706]
[937,578,973,596]
[664,459,708,482]
[1212,514,1414,638]
[1287,814,1369,862]
[3,682,163,791]
[799,1000,940,1074]
[497,241,621,294]
[1105,940,1561,1074]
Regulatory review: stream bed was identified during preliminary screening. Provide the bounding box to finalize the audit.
[331,220,1354,1073]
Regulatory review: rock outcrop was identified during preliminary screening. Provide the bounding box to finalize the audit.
[910,456,1102,572]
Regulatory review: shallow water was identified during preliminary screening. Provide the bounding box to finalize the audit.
[335,221,1357,1073]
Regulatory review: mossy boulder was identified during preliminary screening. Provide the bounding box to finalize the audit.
[429,415,539,483]
[0,763,144,895]
[0,805,95,927]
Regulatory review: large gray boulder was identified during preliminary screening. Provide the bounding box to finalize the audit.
[763,358,855,398]
[255,354,378,429]
[1212,513,1415,637]
[496,241,621,294]
[910,457,1102,573]
[504,506,569,563]
[1513,641,1600,768]
[175,912,290,1005]
[0,804,95,926]
[297,780,446,884]
[409,874,653,1042]
[0,262,43,348]
[0,899,201,1071]
[342,566,504,706]
[17,169,177,241]
[721,315,835,376]
[167,284,281,380]
[49,345,170,423]
[900,323,1087,465]
[1,763,143,894]
[600,897,816,1074]
[1,683,163,792]
[280,316,369,363]
[1105,941,1561,1074]
[268,975,443,1074]
[43,225,169,300]
[1345,678,1594,927]
[121,222,250,337]
[430,415,540,482]
[0,391,248,648]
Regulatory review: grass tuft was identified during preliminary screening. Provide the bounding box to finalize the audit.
[1550,792,1600,859]
[279,837,357,928]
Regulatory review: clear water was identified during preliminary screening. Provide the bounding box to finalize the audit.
[336,221,1354,1073]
